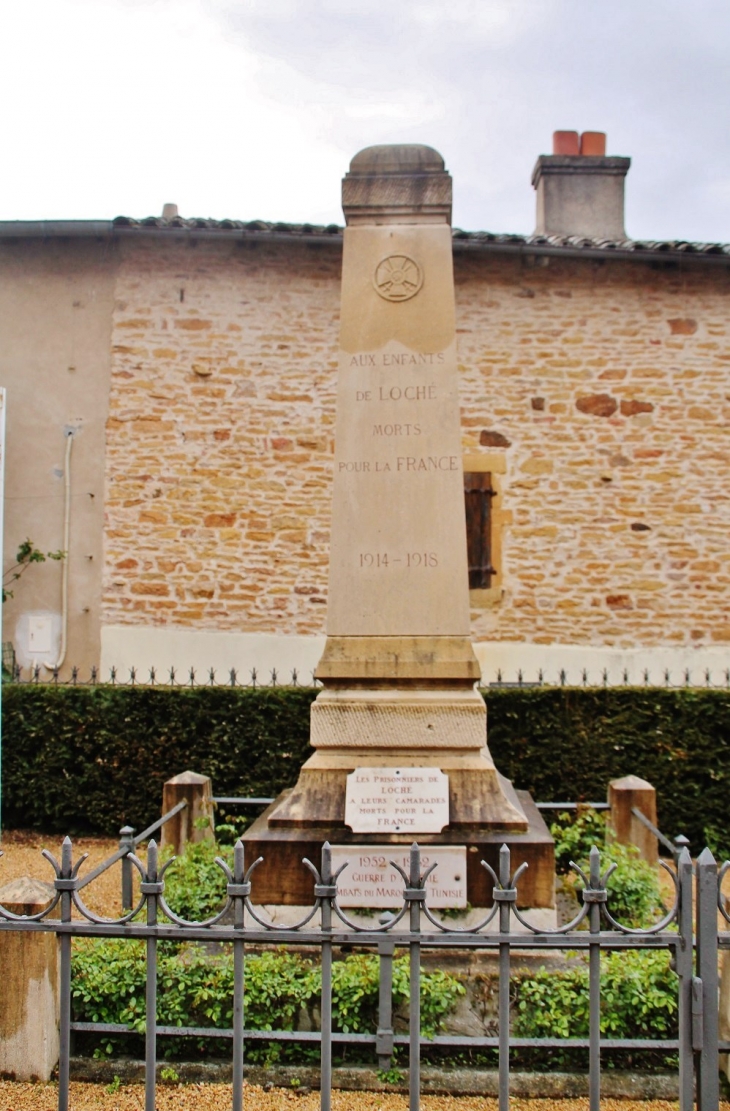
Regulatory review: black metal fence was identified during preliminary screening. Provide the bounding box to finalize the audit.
[3,657,730,689]
[1,838,728,1111]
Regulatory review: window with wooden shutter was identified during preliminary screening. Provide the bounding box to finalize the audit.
[464,471,496,589]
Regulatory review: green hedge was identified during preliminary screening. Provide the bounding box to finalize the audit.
[2,685,730,854]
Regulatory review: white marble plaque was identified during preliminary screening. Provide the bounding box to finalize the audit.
[331,845,466,908]
[345,767,449,833]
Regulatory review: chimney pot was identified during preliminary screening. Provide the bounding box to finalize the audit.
[580,131,607,156]
[553,131,580,156]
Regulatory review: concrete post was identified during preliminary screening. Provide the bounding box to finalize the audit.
[0,876,59,1081]
[160,770,215,855]
[607,774,658,863]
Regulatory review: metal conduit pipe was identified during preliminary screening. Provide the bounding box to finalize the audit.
[45,430,73,671]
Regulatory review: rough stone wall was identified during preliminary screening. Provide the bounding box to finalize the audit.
[104,239,730,649]
[104,237,339,635]
[456,253,730,648]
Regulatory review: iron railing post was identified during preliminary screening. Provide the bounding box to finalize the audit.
[142,841,160,1111]
[695,847,720,1111]
[496,845,513,1111]
[408,843,422,1111]
[377,938,395,1071]
[231,841,247,1111]
[319,842,334,1111]
[587,846,602,1111]
[119,825,135,911]
[56,837,74,1111]
[675,846,694,1111]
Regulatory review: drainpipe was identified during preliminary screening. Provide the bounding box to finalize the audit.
[45,430,73,671]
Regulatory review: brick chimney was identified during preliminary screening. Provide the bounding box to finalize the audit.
[532,131,630,239]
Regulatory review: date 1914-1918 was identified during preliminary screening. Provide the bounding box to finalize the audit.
[359,552,438,569]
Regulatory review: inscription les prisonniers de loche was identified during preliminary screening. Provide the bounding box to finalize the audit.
[345,767,449,833]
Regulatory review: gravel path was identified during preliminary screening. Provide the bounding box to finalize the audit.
[0,831,125,917]
[0,1083,716,1111]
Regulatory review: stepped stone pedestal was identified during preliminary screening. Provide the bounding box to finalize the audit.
[243,144,554,911]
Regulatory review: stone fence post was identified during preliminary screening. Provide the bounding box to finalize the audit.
[160,770,215,855]
[607,774,658,864]
[0,876,59,1081]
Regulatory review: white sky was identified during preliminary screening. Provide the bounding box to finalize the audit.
[1,0,729,241]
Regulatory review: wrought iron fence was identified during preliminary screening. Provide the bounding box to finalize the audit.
[4,657,730,689]
[1,838,728,1111]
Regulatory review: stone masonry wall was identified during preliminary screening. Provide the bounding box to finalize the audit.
[104,238,730,649]
[105,237,339,635]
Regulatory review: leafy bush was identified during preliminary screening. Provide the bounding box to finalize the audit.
[550,808,607,874]
[71,940,464,1062]
[513,949,678,1069]
[160,840,234,922]
[600,842,665,928]
[550,810,665,928]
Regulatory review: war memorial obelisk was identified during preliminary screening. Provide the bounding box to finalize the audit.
[244,145,553,910]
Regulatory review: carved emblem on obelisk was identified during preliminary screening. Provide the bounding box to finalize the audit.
[373,255,423,302]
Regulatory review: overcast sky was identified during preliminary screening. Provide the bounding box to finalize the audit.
[1,0,729,242]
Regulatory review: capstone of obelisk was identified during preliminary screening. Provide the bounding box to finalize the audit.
[268,144,527,833]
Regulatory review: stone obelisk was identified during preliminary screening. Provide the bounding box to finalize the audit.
[268,144,527,832]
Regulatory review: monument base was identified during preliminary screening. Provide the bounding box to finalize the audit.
[266,748,528,831]
[241,790,554,909]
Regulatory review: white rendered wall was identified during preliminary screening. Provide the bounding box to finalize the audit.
[100,625,729,688]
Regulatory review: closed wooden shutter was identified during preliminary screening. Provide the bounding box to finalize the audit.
[464,471,496,589]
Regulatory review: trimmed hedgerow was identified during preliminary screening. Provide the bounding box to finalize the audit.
[2,685,730,853]
[0,686,314,835]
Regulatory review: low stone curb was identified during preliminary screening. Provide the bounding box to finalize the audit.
[70,1059,679,1100]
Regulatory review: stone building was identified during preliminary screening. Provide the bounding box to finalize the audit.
[1,132,729,683]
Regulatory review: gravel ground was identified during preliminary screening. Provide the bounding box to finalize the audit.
[0,1082,720,1111]
[0,831,125,917]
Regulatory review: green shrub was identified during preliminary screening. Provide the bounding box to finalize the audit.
[71,940,464,1062]
[550,810,665,928]
[513,949,678,1069]
[159,840,234,922]
[550,808,607,874]
[600,842,665,928]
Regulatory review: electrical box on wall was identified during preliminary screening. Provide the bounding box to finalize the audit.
[14,611,61,668]
[28,615,53,654]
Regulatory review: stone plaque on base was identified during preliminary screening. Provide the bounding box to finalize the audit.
[331,844,466,908]
[345,767,449,833]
